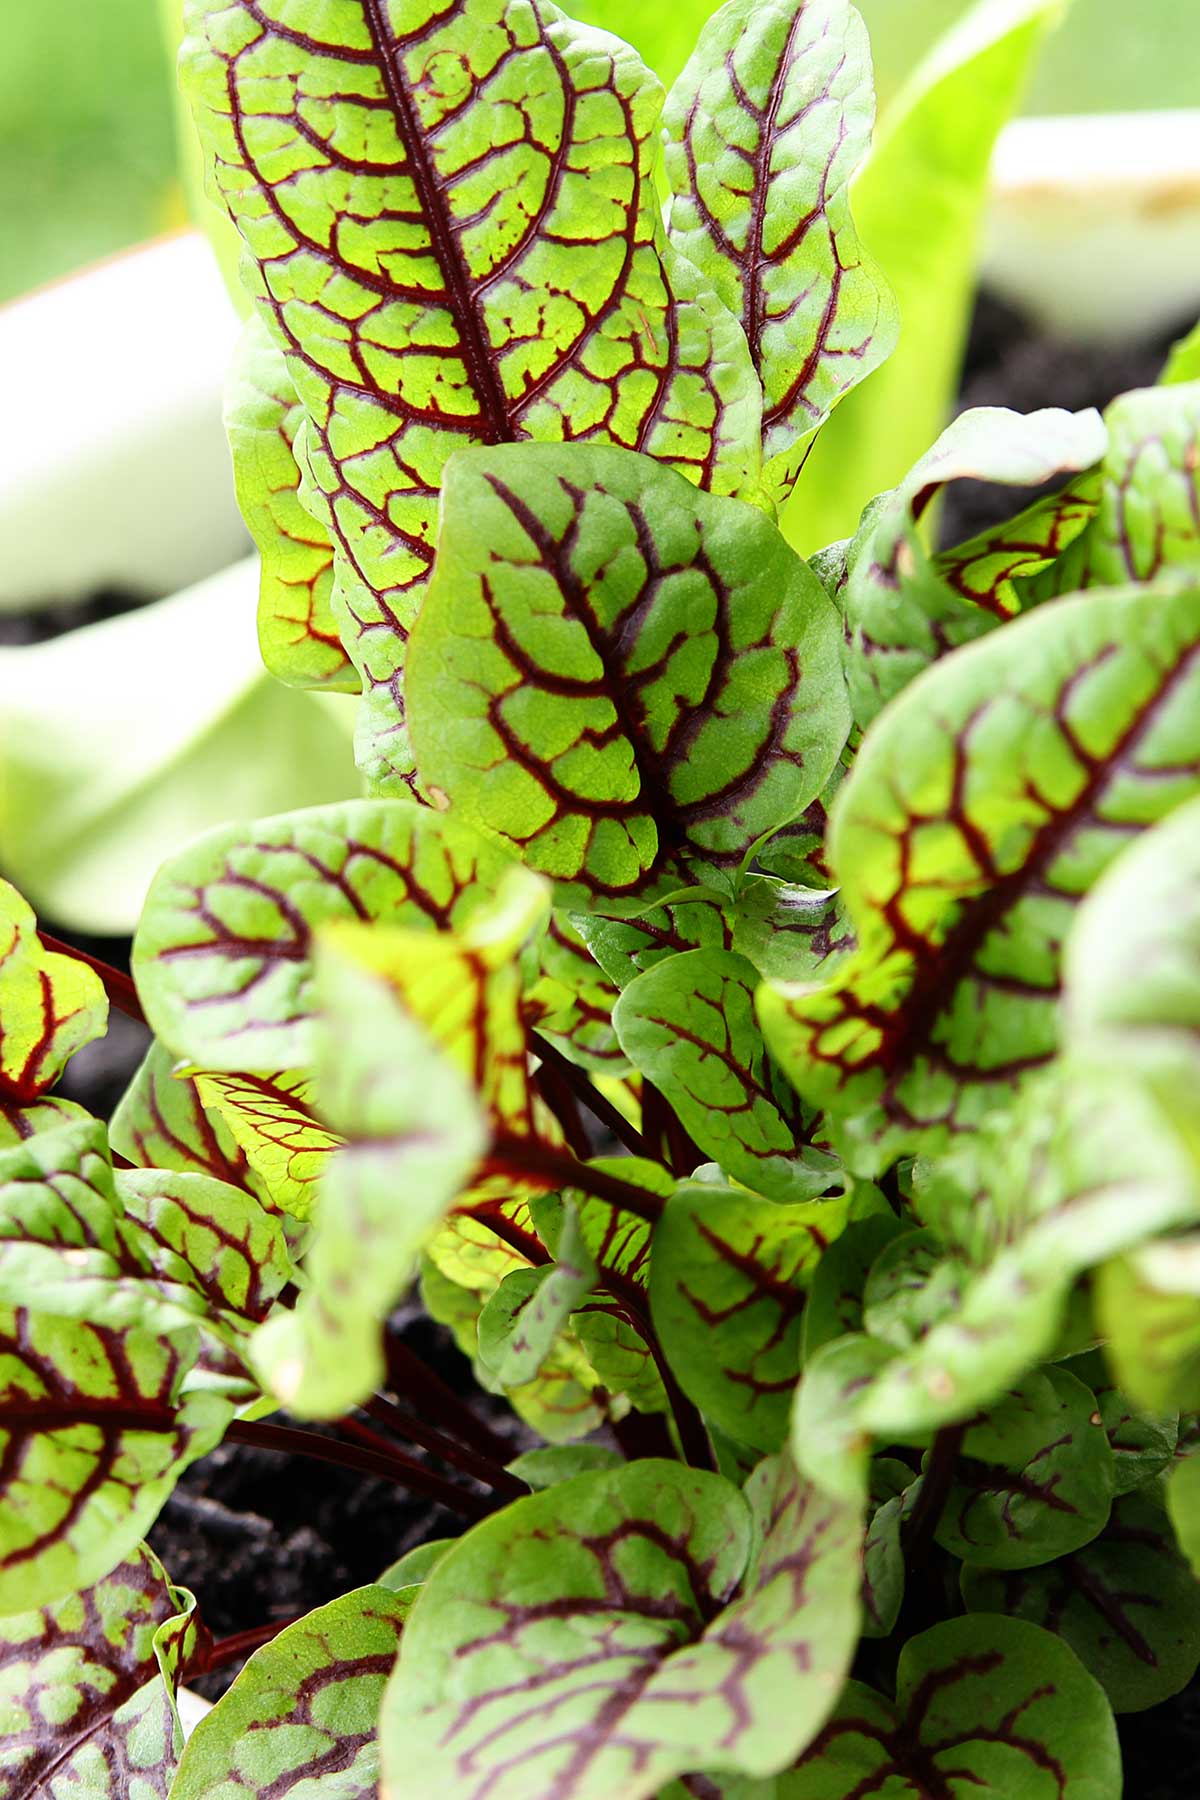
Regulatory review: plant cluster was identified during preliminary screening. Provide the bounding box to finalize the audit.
[3,0,1200,1794]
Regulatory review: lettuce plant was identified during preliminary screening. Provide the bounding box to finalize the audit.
[3,0,1200,1794]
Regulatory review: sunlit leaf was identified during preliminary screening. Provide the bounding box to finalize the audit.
[0,1307,229,1612]
[133,800,517,1070]
[225,315,353,694]
[407,443,848,909]
[522,913,628,1073]
[111,1041,259,1196]
[170,1586,410,1800]
[760,583,1200,1173]
[183,0,761,790]
[193,1070,342,1221]
[785,1614,1120,1797]
[664,0,897,491]
[0,879,106,1109]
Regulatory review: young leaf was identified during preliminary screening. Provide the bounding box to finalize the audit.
[0,1542,198,1800]
[860,1227,965,1351]
[786,1614,1120,1797]
[727,877,853,985]
[0,879,107,1107]
[523,913,627,1073]
[963,1489,1200,1714]
[615,949,839,1201]
[182,0,761,789]
[170,1586,410,1800]
[1168,1456,1200,1582]
[133,800,516,1069]
[406,443,848,909]
[790,1332,898,1504]
[663,0,897,491]
[861,1457,913,1641]
[1029,380,1200,595]
[649,1179,848,1450]
[935,1366,1115,1572]
[760,582,1200,1172]
[381,1456,861,1796]
[575,890,735,990]
[800,1207,904,1360]
[1094,1238,1200,1416]
[478,1206,597,1388]
[111,1041,259,1196]
[838,405,1106,729]
[192,1070,342,1221]
[1066,1351,1178,1498]
[251,927,488,1418]
[781,0,1068,555]
[224,315,353,694]
[0,1307,229,1612]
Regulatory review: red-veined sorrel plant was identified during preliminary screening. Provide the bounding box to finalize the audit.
[3,0,1200,1793]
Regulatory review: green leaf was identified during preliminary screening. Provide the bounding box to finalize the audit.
[478,1205,597,1388]
[1065,1351,1178,1498]
[0,1307,229,1612]
[963,1488,1200,1715]
[860,1226,965,1351]
[504,1444,622,1491]
[791,1332,898,1504]
[616,949,839,1201]
[522,913,627,1074]
[381,1456,861,1795]
[650,1179,848,1450]
[935,1366,1114,1571]
[1168,1456,1200,1581]
[801,1208,903,1360]
[224,316,354,695]
[785,1614,1120,1798]
[1029,381,1200,595]
[727,878,853,986]
[838,405,1105,729]
[1095,1238,1200,1416]
[760,582,1200,1173]
[192,1070,341,1222]
[861,1457,913,1640]
[111,1041,261,1197]
[663,0,897,492]
[133,799,516,1070]
[0,1541,199,1800]
[182,0,761,791]
[1163,319,1200,386]
[252,925,488,1419]
[406,442,849,909]
[0,879,106,1109]
[574,890,735,990]
[171,1586,410,1800]
[781,0,1067,555]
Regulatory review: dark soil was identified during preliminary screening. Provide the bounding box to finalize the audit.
[13,291,1200,1776]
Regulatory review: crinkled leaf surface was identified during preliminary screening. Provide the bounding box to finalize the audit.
[407,443,848,908]
[838,405,1105,731]
[663,0,897,491]
[382,1456,861,1796]
[0,881,107,1106]
[616,948,838,1201]
[193,1070,341,1221]
[0,1541,198,1800]
[935,1366,1114,1572]
[182,0,760,789]
[963,1489,1200,1714]
[784,1613,1120,1798]
[225,315,352,695]
[0,1307,229,1612]
[650,1179,847,1450]
[170,1585,410,1800]
[760,582,1200,1173]
[133,800,516,1070]
[253,926,488,1418]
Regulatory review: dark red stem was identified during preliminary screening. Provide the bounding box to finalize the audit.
[37,932,146,1026]
[199,1615,301,1673]
[902,1423,967,1569]
[225,1419,492,1521]
[353,1401,526,1501]
[382,1333,513,1465]
[531,1033,653,1160]
[484,1135,666,1222]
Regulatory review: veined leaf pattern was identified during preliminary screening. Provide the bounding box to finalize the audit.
[0,1542,200,1800]
[760,583,1200,1172]
[664,0,897,491]
[193,1070,342,1220]
[0,880,107,1110]
[0,1307,229,1612]
[182,0,761,788]
[407,442,848,907]
[224,316,354,694]
[111,1042,261,1198]
[133,800,518,1070]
